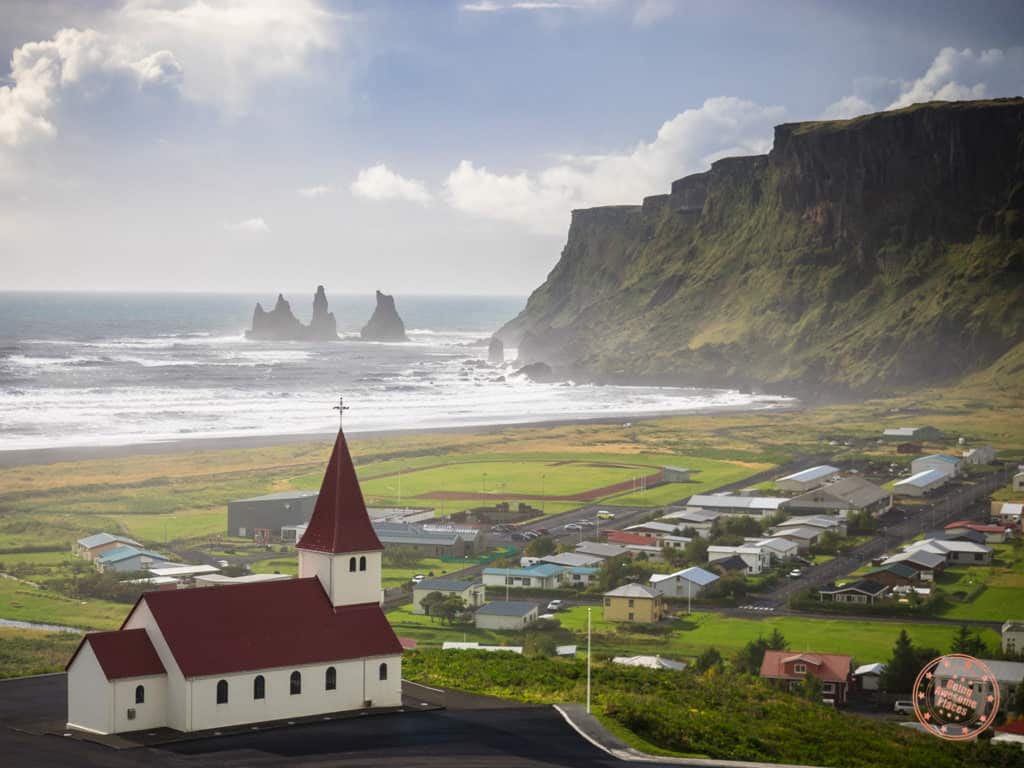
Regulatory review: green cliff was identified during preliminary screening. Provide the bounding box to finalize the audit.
[498,99,1024,399]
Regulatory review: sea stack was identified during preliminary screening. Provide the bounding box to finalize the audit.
[245,287,340,341]
[360,291,409,342]
[488,336,504,364]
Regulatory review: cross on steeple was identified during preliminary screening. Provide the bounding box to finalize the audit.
[332,396,349,430]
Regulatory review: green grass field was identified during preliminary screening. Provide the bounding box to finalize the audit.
[936,543,1024,621]
[0,577,125,631]
[0,627,82,680]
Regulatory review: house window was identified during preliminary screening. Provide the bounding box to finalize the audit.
[628,612,634,621]
[379,662,388,681]
[794,663,807,675]
[604,598,610,606]
[254,675,265,700]
[238,527,247,538]
[290,671,302,695]
[822,682,835,693]
[216,680,229,704]
[975,553,984,561]
[628,599,635,608]
[135,685,145,704]
[326,667,337,691]
[349,557,357,572]
[359,556,367,571]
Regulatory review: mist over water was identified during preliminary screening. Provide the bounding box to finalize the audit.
[0,293,794,451]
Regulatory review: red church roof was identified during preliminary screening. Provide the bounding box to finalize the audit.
[66,628,166,680]
[129,577,402,678]
[298,429,383,554]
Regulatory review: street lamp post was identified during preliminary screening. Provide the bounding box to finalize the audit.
[586,607,592,714]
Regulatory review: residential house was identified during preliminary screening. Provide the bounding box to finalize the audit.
[744,537,799,562]
[574,541,631,560]
[603,583,666,623]
[74,533,142,562]
[994,502,1023,528]
[963,446,996,465]
[648,566,720,599]
[539,552,603,568]
[932,528,988,546]
[853,662,886,692]
[759,650,854,705]
[1014,472,1024,493]
[473,602,539,631]
[709,555,748,574]
[94,546,172,573]
[944,521,1010,544]
[782,476,892,518]
[882,426,941,441]
[933,659,1024,714]
[660,508,719,537]
[881,550,947,581]
[906,538,993,565]
[661,466,693,483]
[566,566,600,588]
[707,544,771,575]
[893,469,949,497]
[774,515,847,537]
[818,580,888,605]
[412,578,485,615]
[624,521,684,538]
[775,465,840,493]
[605,530,662,547]
[863,562,921,587]
[684,494,786,517]
[911,454,963,478]
[226,490,319,539]
[482,563,567,590]
[1002,621,1024,655]
[773,526,822,552]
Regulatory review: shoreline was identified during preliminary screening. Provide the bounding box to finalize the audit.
[0,401,802,469]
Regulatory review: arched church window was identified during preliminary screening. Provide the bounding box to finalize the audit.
[216,680,228,704]
[359,556,367,571]
[135,685,145,704]
[325,666,336,690]
[349,557,357,572]
[379,662,388,681]
[254,675,265,700]
[290,670,302,695]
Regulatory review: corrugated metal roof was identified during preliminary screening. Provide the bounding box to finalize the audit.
[604,583,659,598]
[894,469,948,487]
[414,578,480,592]
[475,601,538,617]
[776,465,840,484]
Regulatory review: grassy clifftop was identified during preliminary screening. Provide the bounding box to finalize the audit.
[499,99,1024,399]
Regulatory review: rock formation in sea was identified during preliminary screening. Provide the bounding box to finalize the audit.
[513,362,556,382]
[360,291,409,342]
[488,337,505,364]
[245,286,339,341]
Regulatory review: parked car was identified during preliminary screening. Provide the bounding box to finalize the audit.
[564,523,582,531]
[411,574,425,584]
[788,569,803,578]
[578,520,596,528]
[546,599,564,612]
[597,510,615,520]
[893,700,915,715]
[522,530,541,539]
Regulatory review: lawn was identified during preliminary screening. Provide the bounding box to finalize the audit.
[250,557,298,576]
[937,543,1024,621]
[111,508,226,544]
[381,558,457,588]
[0,627,82,679]
[0,576,125,631]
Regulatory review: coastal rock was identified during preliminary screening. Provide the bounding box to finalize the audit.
[246,287,339,341]
[488,336,505,365]
[513,362,556,382]
[360,291,409,342]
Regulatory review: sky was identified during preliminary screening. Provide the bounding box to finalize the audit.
[1,0,1022,295]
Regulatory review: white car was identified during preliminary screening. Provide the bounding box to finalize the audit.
[564,523,582,531]
[893,700,914,715]
[411,574,425,584]
[546,599,564,612]
[788,569,802,578]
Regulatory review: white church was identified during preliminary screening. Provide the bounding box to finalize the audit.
[65,428,404,735]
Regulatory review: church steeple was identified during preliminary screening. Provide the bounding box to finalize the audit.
[297,423,383,607]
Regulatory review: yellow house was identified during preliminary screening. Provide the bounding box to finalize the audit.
[603,583,665,623]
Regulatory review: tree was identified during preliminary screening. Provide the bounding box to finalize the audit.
[801,674,824,702]
[436,595,469,625]
[882,630,937,693]
[682,537,708,565]
[767,628,788,651]
[695,647,724,673]
[419,591,446,620]
[524,535,556,558]
[950,624,987,657]
[733,638,770,675]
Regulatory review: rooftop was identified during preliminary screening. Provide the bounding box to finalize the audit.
[604,582,659,599]
[67,628,166,680]
[612,655,686,671]
[819,579,887,596]
[760,650,852,683]
[76,532,141,550]
[775,515,843,529]
[483,563,566,578]
[475,601,538,617]
[232,490,319,503]
[894,469,949,488]
[776,465,840,484]
[414,577,481,592]
[95,545,171,564]
[540,552,602,568]
[916,453,961,465]
[575,541,630,558]
[687,494,785,511]
[784,476,890,509]
[649,566,719,587]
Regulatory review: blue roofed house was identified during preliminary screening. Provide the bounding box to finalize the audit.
[648,566,719,598]
[75,532,142,561]
[411,577,485,615]
[911,454,963,478]
[482,563,567,590]
[95,546,173,573]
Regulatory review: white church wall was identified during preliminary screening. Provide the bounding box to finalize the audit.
[66,642,114,734]
[188,657,381,731]
[299,549,383,607]
[112,675,167,732]
[123,599,189,731]
[362,654,402,707]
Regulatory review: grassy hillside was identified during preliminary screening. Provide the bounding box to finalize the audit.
[500,99,1024,399]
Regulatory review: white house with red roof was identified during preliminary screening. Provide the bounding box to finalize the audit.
[66,428,403,735]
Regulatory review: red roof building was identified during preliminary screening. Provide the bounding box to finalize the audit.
[66,426,404,736]
[605,530,657,546]
[759,650,854,705]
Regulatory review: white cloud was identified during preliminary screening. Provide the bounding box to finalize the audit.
[226,217,270,233]
[351,164,432,205]
[298,184,331,198]
[632,0,676,27]
[443,96,784,234]
[822,46,1024,120]
[0,1,337,147]
[460,0,674,23]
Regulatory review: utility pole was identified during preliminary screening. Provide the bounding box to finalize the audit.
[586,607,592,714]
[688,579,692,615]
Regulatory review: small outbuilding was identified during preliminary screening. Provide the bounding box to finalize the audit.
[474,601,539,631]
[1002,621,1024,655]
[853,662,886,691]
[775,465,840,493]
[662,466,693,483]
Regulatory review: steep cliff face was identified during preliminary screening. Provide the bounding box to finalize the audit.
[499,99,1024,398]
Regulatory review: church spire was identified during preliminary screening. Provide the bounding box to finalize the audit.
[297,427,382,555]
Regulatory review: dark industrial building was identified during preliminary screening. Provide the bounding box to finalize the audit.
[227,490,319,538]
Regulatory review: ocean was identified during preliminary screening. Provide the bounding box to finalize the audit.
[0,292,793,451]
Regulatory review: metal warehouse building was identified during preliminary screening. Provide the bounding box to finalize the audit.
[226,491,319,538]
